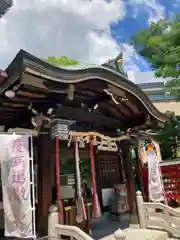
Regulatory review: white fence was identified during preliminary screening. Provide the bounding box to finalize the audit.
[48,206,93,240]
[48,205,127,240]
[54,224,93,240]
[136,191,180,237]
[54,224,128,240]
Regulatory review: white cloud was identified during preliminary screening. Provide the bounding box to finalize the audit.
[122,44,141,72]
[146,1,165,24]
[172,0,180,9]
[129,0,165,24]
[0,0,128,69]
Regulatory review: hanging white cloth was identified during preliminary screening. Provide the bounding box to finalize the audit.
[75,141,87,222]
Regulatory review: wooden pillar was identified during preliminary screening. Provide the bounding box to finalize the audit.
[134,148,146,201]
[119,139,139,225]
[94,149,103,211]
[37,133,54,236]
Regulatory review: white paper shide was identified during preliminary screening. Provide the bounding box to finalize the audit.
[0,134,33,238]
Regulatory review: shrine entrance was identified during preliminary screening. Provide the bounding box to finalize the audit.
[97,151,122,189]
[95,151,123,210]
[0,50,168,238]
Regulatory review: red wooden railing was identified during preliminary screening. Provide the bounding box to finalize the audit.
[161,162,180,204]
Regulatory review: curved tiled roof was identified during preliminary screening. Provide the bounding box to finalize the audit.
[43,52,127,76]
[44,59,126,75]
[0,49,168,127]
[56,63,101,70]
[49,62,126,78]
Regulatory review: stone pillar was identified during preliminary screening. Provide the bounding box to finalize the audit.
[48,205,59,238]
[114,229,126,240]
[136,191,146,229]
[119,140,139,227]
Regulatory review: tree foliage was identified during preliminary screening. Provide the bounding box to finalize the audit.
[131,14,180,97]
[42,56,78,67]
[155,112,180,159]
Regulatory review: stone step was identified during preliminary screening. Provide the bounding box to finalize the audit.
[100,228,169,240]
[168,238,179,240]
[123,229,168,240]
[168,239,179,240]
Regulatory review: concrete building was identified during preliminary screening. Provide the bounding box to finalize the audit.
[138,82,180,115]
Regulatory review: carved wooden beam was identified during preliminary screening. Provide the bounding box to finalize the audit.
[56,105,123,129]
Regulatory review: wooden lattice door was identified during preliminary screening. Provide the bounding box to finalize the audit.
[96,151,123,189]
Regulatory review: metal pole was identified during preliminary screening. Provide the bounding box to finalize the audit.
[30,135,36,239]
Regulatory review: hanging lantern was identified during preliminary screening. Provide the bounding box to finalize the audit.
[50,119,75,140]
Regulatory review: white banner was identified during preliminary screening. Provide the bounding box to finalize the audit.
[0,134,33,238]
[139,140,162,164]
[148,153,164,202]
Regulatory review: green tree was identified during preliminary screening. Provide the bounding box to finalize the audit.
[131,14,180,97]
[155,112,180,159]
[42,56,78,67]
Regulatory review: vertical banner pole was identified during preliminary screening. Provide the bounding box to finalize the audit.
[30,135,36,239]
[89,136,101,218]
[55,136,64,224]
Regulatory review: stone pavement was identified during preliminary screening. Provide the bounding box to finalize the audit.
[120,229,168,240]
[100,229,169,240]
[90,214,178,240]
[91,214,129,239]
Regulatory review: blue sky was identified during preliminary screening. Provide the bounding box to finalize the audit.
[111,0,180,72]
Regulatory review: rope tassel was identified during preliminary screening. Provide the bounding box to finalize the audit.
[75,141,87,222]
[76,195,87,223]
[89,136,101,218]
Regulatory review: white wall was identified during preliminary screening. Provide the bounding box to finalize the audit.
[153,100,180,115]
